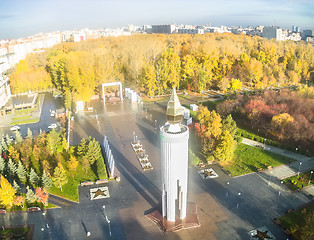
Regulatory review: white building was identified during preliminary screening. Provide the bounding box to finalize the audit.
[160,88,189,221]
[0,75,11,109]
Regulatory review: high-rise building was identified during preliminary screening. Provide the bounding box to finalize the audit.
[152,24,176,34]
[262,26,284,41]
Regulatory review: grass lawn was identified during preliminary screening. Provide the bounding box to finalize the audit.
[49,165,99,202]
[282,169,314,191]
[278,201,314,238]
[11,118,39,125]
[0,226,31,239]
[224,144,294,176]
[12,115,32,121]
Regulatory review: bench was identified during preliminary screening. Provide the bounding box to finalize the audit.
[28,207,41,212]
[96,179,108,184]
[81,181,94,186]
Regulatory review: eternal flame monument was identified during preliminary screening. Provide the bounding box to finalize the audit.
[146,88,200,232]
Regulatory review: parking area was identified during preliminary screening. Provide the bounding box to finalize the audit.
[0,92,63,141]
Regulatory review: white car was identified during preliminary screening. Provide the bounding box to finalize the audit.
[48,123,57,129]
[50,110,56,117]
[10,126,20,131]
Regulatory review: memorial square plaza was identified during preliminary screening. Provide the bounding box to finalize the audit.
[1,96,312,240]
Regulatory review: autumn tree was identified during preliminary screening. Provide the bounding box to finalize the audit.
[270,113,294,139]
[13,196,25,208]
[68,155,78,172]
[35,187,49,206]
[141,62,157,97]
[213,130,236,164]
[81,158,90,173]
[53,163,68,191]
[0,175,15,207]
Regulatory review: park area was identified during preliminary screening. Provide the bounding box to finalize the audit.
[222,144,294,176]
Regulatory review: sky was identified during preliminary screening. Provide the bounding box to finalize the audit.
[0,0,313,39]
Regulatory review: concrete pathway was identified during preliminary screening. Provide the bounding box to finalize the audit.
[242,137,314,196]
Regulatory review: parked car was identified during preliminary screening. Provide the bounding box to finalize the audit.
[48,123,57,129]
[50,110,56,117]
[53,94,62,98]
[10,126,20,131]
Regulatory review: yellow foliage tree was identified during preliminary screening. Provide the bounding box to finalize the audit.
[0,175,16,207]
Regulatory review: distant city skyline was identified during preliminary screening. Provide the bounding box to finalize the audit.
[0,0,313,39]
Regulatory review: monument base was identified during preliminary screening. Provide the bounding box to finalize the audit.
[146,203,200,233]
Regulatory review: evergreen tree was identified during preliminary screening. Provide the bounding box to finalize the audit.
[0,156,5,174]
[52,163,68,191]
[13,180,21,194]
[26,186,36,203]
[29,168,39,186]
[6,134,11,145]
[85,138,102,165]
[221,114,238,139]
[27,128,33,139]
[15,131,23,143]
[42,171,52,190]
[17,161,27,183]
[46,128,61,153]
[8,158,17,177]
[77,138,87,157]
[2,140,8,151]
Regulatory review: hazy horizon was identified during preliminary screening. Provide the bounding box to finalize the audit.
[0,0,313,40]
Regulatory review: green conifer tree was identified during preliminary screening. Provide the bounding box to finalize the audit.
[29,168,39,186]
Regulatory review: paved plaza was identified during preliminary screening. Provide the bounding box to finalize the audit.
[1,98,313,240]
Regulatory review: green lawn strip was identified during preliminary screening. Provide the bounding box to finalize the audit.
[200,99,224,110]
[11,118,40,125]
[237,127,281,147]
[224,144,294,176]
[189,149,202,166]
[48,166,98,202]
[278,201,314,237]
[12,115,32,121]
[0,226,31,238]
[282,170,314,191]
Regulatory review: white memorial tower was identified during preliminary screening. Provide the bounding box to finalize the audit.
[160,88,189,222]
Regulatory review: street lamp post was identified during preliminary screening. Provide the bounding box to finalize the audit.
[268,171,273,185]
[298,162,302,176]
[264,138,266,150]
[225,182,230,197]
[236,192,241,209]
[279,181,283,195]
[309,171,313,185]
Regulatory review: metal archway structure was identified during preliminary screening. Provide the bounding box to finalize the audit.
[101,82,123,103]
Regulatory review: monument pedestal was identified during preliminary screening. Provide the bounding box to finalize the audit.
[146,203,200,233]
